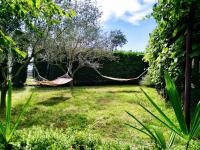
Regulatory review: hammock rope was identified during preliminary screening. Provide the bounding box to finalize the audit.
[33,64,72,86]
[33,64,48,81]
[94,69,147,82]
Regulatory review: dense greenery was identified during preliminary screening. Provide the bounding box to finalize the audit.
[11,62,27,87]
[144,0,200,89]
[34,51,147,85]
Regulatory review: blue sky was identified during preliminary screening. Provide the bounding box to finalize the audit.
[103,18,156,51]
[96,0,157,51]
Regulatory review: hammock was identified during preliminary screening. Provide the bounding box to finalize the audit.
[33,64,72,86]
[36,74,73,86]
[94,69,147,82]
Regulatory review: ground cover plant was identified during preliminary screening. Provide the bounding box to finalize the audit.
[0,85,198,149]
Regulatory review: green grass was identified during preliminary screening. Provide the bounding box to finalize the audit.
[1,85,199,149]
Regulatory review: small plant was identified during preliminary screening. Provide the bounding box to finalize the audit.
[126,73,200,149]
[139,73,155,87]
[0,80,32,149]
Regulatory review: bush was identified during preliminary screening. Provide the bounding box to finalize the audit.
[13,126,131,150]
[139,73,155,87]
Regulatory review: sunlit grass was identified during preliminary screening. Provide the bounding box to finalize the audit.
[6,85,188,148]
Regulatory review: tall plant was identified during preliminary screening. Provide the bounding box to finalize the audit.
[0,80,32,149]
[126,73,200,149]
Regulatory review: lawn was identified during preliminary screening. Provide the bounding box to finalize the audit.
[4,85,198,149]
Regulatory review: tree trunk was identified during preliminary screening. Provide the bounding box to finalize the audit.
[69,73,74,97]
[184,9,193,131]
[0,64,8,111]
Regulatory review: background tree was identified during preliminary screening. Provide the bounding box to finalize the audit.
[40,0,115,86]
[109,30,127,50]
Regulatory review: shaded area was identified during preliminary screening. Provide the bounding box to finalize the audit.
[12,104,91,130]
[107,90,141,94]
[37,96,71,106]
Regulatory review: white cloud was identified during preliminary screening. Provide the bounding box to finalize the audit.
[96,0,156,25]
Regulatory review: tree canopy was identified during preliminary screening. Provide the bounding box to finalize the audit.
[109,30,127,50]
[0,0,74,109]
[39,0,115,83]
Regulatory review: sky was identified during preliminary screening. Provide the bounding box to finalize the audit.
[96,0,157,52]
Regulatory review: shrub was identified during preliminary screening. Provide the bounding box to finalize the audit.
[13,126,131,150]
[139,73,155,87]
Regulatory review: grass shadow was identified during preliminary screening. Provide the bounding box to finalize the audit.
[107,90,141,94]
[12,105,90,129]
[37,96,71,106]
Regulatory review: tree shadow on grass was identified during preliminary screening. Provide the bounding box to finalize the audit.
[14,105,90,130]
[37,96,71,106]
[107,90,141,94]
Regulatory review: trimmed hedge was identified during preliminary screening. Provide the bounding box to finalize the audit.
[34,51,148,85]
[11,62,27,87]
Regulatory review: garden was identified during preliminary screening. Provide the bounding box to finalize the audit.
[0,0,200,149]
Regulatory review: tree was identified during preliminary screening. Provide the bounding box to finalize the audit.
[109,30,127,50]
[0,0,72,110]
[40,0,115,86]
[144,0,200,129]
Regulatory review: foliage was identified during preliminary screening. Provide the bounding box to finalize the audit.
[144,0,200,89]
[0,0,70,57]
[140,73,155,87]
[11,62,28,87]
[109,30,127,50]
[0,80,32,148]
[0,0,74,109]
[127,73,200,149]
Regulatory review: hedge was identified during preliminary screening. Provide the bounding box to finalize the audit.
[34,51,148,85]
[11,62,27,87]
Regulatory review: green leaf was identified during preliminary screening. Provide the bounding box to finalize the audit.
[12,47,27,58]
[5,80,12,141]
[8,93,33,142]
[140,88,181,134]
[168,132,176,149]
[33,0,40,9]
[69,8,76,17]
[126,111,158,140]
[26,0,34,7]
[0,123,5,137]
[164,73,188,134]
[152,127,167,149]
[125,123,151,137]
[138,103,182,136]
[189,102,200,140]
